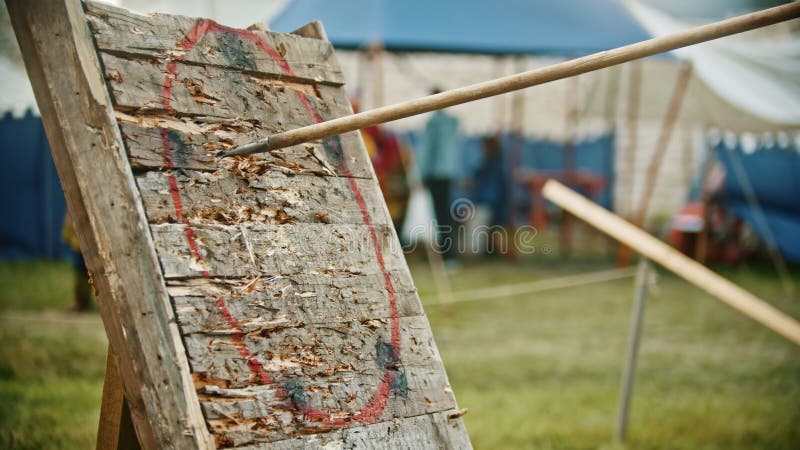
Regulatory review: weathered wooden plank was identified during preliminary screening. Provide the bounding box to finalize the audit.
[101,53,352,128]
[7,0,212,448]
[187,315,457,447]
[136,170,386,225]
[117,121,372,177]
[200,366,456,447]
[187,315,444,386]
[150,223,406,279]
[101,52,313,125]
[169,274,420,335]
[85,1,345,85]
[234,409,472,450]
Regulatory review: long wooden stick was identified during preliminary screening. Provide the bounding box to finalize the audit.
[223,3,800,156]
[542,179,800,347]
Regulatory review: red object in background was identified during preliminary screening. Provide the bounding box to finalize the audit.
[667,201,704,255]
[667,200,747,264]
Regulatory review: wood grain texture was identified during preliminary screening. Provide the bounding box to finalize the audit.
[7,1,213,448]
[190,316,458,446]
[150,223,405,279]
[85,1,345,85]
[119,122,371,177]
[136,170,385,225]
[80,1,470,447]
[168,274,421,335]
[234,409,471,450]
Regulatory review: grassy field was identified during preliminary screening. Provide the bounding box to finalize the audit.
[1,258,798,449]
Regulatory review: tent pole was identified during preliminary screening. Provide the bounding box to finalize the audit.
[631,63,692,227]
[560,73,580,258]
[618,62,692,265]
[620,61,642,225]
[222,3,800,157]
[508,55,526,259]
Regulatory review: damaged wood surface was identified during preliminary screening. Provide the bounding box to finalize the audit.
[82,1,470,448]
[168,274,422,335]
[119,122,371,177]
[136,171,385,225]
[233,409,471,450]
[85,1,345,85]
[150,223,406,278]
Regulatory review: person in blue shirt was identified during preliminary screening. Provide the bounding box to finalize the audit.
[418,89,461,262]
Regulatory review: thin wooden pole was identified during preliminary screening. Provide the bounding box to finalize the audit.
[631,63,693,228]
[559,74,580,258]
[222,3,800,157]
[621,61,642,220]
[542,179,800,347]
[615,258,651,443]
[614,61,642,266]
[618,62,692,266]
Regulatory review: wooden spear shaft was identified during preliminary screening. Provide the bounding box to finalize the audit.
[542,179,800,347]
[223,2,800,157]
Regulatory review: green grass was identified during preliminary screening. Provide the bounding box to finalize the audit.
[0,258,798,449]
[415,259,800,450]
[0,260,106,449]
[0,260,77,311]
[0,312,106,449]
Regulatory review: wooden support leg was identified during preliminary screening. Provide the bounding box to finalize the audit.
[97,350,141,450]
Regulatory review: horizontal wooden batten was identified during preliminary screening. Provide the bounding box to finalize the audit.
[201,366,456,447]
[232,409,471,450]
[150,223,407,279]
[137,169,385,226]
[85,1,345,86]
[118,121,372,177]
[169,275,420,335]
[187,315,446,387]
[100,53,321,125]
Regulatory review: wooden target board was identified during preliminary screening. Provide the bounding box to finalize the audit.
[9,0,470,448]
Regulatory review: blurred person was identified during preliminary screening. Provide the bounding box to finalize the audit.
[355,103,410,232]
[62,211,92,311]
[418,88,461,264]
[471,135,509,255]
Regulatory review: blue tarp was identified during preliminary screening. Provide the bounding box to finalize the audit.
[714,141,800,263]
[0,112,70,261]
[271,0,651,55]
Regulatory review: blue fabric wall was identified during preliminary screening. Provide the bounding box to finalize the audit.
[0,112,70,261]
[714,140,800,263]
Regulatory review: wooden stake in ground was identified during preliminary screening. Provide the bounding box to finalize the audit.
[223,2,800,156]
[542,179,800,347]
